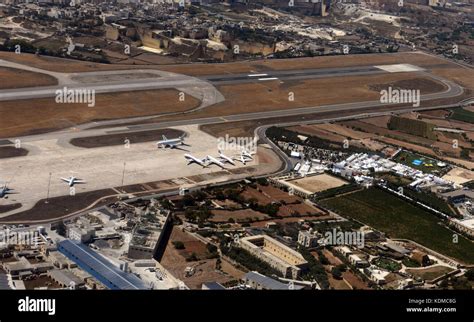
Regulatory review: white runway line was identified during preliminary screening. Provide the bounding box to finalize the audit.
[248,73,268,77]
[374,64,424,73]
[258,77,279,81]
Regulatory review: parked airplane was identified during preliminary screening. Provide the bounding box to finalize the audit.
[157,134,186,149]
[234,152,252,165]
[184,154,207,167]
[61,176,85,187]
[206,155,226,169]
[217,150,235,166]
[0,183,13,198]
[241,148,256,159]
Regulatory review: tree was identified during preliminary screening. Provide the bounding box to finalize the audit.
[182,194,195,207]
[331,267,342,280]
[173,241,185,250]
[465,269,474,281]
[186,252,198,262]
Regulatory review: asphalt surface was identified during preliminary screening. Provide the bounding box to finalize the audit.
[0,56,470,222]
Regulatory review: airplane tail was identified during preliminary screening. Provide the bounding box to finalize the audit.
[162,135,167,141]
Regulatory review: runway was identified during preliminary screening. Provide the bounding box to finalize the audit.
[0,56,469,221]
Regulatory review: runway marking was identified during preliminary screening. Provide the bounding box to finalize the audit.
[248,73,268,77]
[220,117,228,122]
[374,64,424,73]
[258,77,279,81]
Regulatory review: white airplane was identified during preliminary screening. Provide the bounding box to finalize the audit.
[0,183,14,198]
[184,154,207,167]
[234,153,252,165]
[206,155,226,169]
[61,176,85,187]
[157,134,186,149]
[241,148,256,160]
[218,150,235,166]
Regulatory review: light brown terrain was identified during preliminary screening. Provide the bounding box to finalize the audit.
[160,226,237,289]
[0,67,58,89]
[0,51,471,139]
[0,90,199,138]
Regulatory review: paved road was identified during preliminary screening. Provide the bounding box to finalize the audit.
[9,71,464,145]
[0,57,470,222]
[0,59,225,110]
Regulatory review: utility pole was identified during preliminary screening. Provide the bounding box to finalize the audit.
[121,162,126,187]
[45,172,52,203]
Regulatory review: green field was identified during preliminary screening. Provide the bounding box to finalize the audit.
[388,116,436,140]
[394,151,444,174]
[320,188,474,264]
[449,108,474,124]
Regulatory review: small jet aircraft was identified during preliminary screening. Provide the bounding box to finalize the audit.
[184,154,207,167]
[234,154,250,165]
[205,155,226,169]
[217,150,236,166]
[60,176,85,187]
[0,183,14,198]
[157,135,186,149]
[241,148,256,160]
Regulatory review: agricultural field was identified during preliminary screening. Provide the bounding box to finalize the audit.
[286,173,348,194]
[320,187,474,264]
[394,150,446,174]
[372,257,402,272]
[209,209,269,223]
[449,107,474,124]
[406,266,455,282]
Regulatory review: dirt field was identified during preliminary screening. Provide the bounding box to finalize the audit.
[209,209,269,222]
[322,249,343,266]
[0,146,28,158]
[260,184,300,204]
[200,121,259,139]
[342,271,371,290]
[315,123,375,140]
[288,124,347,143]
[69,128,185,148]
[442,168,474,185]
[240,187,272,206]
[160,226,236,289]
[250,214,334,227]
[0,89,199,138]
[284,203,324,216]
[287,174,348,194]
[0,67,58,89]
[406,265,454,281]
[155,73,441,124]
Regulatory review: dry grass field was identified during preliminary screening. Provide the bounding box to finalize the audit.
[287,174,348,194]
[160,226,235,289]
[0,51,471,140]
[0,67,57,89]
[0,89,199,138]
